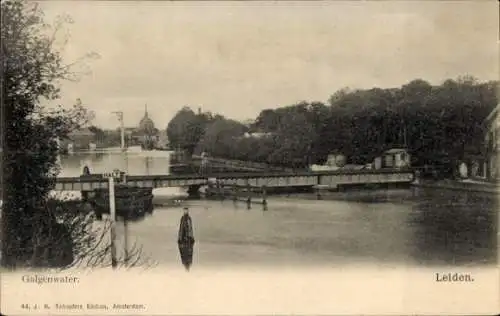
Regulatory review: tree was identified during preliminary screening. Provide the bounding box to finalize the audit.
[166,106,212,155]
[195,117,247,158]
[253,109,280,132]
[1,0,100,268]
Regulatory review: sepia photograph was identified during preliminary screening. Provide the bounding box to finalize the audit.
[0,0,498,314]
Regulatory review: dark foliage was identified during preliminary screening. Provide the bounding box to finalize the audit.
[166,76,497,169]
[1,0,97,268]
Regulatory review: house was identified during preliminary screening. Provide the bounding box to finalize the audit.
[373,156,383,170]
[382,148,411,169]
[309,152,346,171]
[325,153,346,167]
[482,103,499,181]
[458,104,499,181]
[61,127,96,151]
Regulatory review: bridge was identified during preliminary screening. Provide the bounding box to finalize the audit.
[190,155,295,172]
[53,168,415,192]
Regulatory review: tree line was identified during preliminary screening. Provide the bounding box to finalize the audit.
[166,76,498,170]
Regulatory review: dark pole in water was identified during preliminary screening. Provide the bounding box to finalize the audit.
[262,185,267,210]
[246,183,251,210]
[316,186,322,200]
[219,182,224,201]
[232,185,238,205]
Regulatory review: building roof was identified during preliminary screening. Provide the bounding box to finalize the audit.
[68,127,94,137]
[384,148,408,154]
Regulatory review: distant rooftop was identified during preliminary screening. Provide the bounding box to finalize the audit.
[68,127,94,136]
[384,148,408,154]
[241,119,255,126]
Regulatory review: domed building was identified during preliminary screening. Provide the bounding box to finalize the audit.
[138,104,156,134]
[132,105,160,149]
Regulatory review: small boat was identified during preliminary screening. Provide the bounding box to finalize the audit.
[90,185,154,220]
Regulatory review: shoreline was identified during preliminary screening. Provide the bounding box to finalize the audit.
[411,179,499,194]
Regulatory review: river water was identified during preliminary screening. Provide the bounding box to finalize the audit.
[57,150,498,268]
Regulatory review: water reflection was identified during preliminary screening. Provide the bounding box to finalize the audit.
[58,150,172,176]
[178,242,194,270]
[408,188,497,266]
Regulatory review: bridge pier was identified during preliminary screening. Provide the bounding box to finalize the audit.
[82,190,90,201]
[315,186,322,200]
[218,182,225,201]
[187,185,202,198]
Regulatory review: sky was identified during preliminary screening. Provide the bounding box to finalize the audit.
[36,0,498,129]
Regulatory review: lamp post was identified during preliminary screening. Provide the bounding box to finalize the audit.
[112,111,128,171]
[111,111,129,265]
[112,111,125,151]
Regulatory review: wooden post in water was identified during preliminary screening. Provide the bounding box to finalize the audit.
[315,186,322,200]
[262,185,268,211]
[108,177,118,269]
[219,182,224,201]
[232,185,238,206]
[246,183,251,210]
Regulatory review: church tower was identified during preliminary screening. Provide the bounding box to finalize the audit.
[139,104,155,133]
[137,103,157,150]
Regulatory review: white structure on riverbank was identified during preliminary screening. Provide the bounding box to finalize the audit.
[310,153,346,171]
[382,148,411,169]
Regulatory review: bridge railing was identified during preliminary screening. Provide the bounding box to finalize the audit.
[53,166,415,183]
[192,155,294,172]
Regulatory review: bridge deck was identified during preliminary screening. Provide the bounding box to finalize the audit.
[53,169,415,191]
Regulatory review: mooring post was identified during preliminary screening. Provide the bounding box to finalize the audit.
[108,176,118,269]
[219,182,224,201]
[232,185,238,205]
[246,182,251,210]
[413,170,421,185]
[262,185,267,210]
[316,186,322,200]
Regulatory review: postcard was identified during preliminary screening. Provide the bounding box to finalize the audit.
[1,0,498,315]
